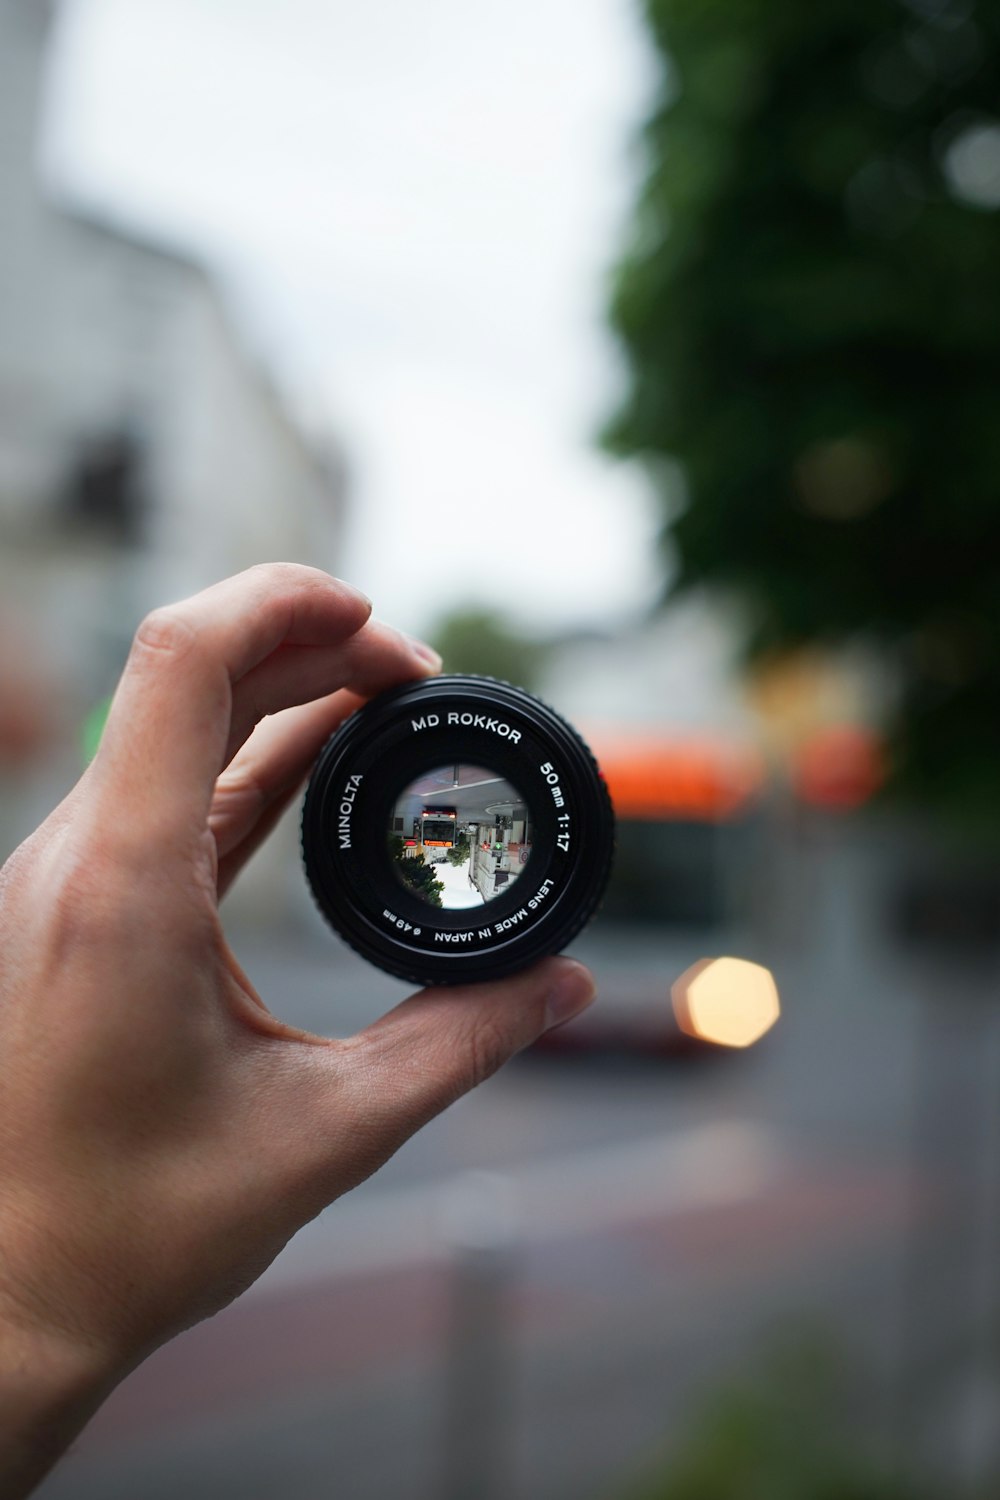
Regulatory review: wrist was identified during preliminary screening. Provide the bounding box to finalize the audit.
[0,1298,123,1499]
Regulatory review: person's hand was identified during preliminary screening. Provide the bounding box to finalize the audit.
[0,564,595,1497]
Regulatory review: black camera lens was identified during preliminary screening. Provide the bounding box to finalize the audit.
[301,675,615,985]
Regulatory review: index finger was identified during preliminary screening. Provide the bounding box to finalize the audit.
[90,564,378,839]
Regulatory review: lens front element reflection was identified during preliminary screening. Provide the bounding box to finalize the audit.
[388,764,533,909]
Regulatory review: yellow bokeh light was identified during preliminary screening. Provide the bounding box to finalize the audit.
[671,957,780,1049]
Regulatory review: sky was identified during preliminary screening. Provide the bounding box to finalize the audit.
[42,0,665,638]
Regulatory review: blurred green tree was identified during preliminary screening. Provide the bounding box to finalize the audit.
[606,0,1000,822]
[429,608,547,692]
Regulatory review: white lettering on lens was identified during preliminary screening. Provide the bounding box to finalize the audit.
[495,907,529,933]
[445,711,521,744]
[338,774,363,848]
[539,761,565,809]
[411,714,440,731]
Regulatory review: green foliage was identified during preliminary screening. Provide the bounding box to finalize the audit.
[619,1341,925,1500]
[446,833,471,866]
[429,608,547,692]
[388,836,443,906]
[606,0,1000,821]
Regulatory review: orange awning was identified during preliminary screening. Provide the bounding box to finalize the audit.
[587,734,764,822]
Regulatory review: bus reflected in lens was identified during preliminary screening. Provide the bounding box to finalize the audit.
[387,764,533,909]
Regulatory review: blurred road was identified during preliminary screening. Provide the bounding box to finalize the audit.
[36,913,999,1500]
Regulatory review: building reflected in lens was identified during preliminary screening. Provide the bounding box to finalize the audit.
[388,764,533,909]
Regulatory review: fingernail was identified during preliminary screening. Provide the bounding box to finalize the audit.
[544,961,596,1031]
[406,636,443,671]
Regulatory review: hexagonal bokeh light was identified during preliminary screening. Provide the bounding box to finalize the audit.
[671,957,780,1049]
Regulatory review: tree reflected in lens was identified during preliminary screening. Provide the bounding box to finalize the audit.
[387,764,533,909]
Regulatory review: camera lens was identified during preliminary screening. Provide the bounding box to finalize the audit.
[301,675,615,985]
[387,763,534,911]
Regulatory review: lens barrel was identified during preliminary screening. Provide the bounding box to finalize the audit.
[301,675,615,985]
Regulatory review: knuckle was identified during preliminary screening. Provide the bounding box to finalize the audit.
[340,1002,520,1149]
[47,849,127,951]
[246,560,337,601]
[247,560,310,590]
[1,817,74,922]
[210,761,267,821]
[0,837,35,918]
[464,1011,513,1089]
[215,757,267,803]
[44,835,196,959]
[133,606,197,659]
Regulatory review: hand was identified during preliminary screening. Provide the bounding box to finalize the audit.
[0,564,595,1497]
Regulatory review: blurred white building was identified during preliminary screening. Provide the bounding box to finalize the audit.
[540,598,756,743]
[0,0,346,917]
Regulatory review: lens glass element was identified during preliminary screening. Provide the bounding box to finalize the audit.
[387,763,533,909]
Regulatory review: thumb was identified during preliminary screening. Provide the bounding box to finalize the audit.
[336,956,596,1163]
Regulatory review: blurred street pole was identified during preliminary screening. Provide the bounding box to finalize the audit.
[438,1172,520,1500]
[894,921,1000,1494]
[959,995,1000,1493]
